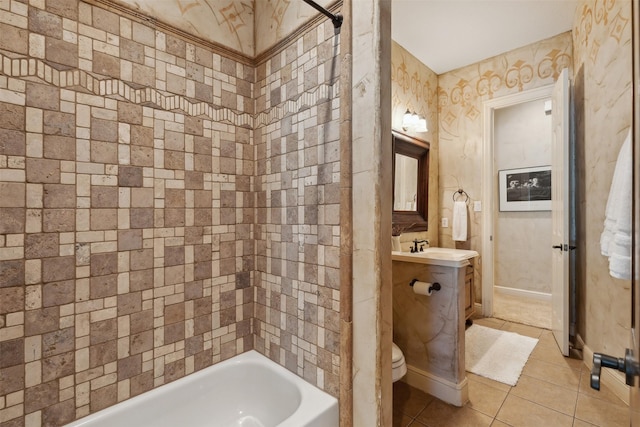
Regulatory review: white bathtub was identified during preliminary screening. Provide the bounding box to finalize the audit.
[67,350,339,427]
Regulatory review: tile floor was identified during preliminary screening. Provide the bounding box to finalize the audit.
[393,317,630,427]
[492,292,552,330]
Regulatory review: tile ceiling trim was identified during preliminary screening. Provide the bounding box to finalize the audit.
[84,0,254,66]
[253,1,343,66]
[85,0,343,68]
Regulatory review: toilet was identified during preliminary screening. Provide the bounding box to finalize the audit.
[392,342,407,382]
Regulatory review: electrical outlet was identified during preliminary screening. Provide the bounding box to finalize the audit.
[442,217,449,228]
[474,201,482,212]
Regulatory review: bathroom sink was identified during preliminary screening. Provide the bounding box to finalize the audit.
[392,247,478,266]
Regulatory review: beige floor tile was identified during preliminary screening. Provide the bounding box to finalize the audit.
[493,293,552,329]
[573,420,598,426]
[394,318,629,427]
[416,399,494,427]
[510,374,578,416]
[394,381,434,418]
[473,317,506,330]
[466,372,512,393]
[521,357,581,390]
[574,393,629,426]
[467,376,509,417]
[537,329,557,345]
[529,341,584,371]
[577,369,628,406]
[393,410,415,427]
[496,394,574,427]
[499,321,544,339]
[539,328,573,344]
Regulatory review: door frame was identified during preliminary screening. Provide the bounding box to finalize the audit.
[481,85,554,317]
[630,0,639,423]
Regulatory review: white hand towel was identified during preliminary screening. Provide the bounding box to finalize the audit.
[600,130,632,280]
[452,200,468,242]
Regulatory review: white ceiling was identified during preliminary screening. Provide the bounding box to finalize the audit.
[392,0,579,75]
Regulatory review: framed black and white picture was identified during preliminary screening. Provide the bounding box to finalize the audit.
[498,166,552,211]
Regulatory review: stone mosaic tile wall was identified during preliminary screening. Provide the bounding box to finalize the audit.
[253,22,342,397]
[0,1,255,425]
[0,0,343,424]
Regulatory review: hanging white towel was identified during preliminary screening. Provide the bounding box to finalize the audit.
[600,130,632,280]
[452,200,468,242]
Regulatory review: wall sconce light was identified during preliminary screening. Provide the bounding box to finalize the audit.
[416,117,428,133]
[402,109,428,132]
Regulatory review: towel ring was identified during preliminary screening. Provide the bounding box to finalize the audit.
[453,189,469,204]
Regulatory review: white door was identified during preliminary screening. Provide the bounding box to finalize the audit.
[551,68,570,356]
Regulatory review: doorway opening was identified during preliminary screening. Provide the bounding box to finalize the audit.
[481,85,554,330]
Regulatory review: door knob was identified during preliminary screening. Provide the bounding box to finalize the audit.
[552,244,563,250]
[591,349,640,390]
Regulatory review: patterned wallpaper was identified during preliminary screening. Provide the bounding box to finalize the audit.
[391,43,438,127]
[437,32,572,247]
[435,0,632,368]
[437,32,572,301]
[573,0,630,63]
[390,41,439,246]
[571,0,632,361]
[438,34,571,144]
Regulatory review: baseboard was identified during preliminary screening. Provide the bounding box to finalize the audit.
[403,364,469,407]
[474,302,482,314]
[494,285,552,302]
[583,343,629,405]
[575,333,586,350]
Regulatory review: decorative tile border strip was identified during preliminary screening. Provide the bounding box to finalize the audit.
[0,53,339,128]
[255,83,339,128]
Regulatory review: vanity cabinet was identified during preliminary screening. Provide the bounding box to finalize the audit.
[464,264,474,320]
[391,248,479,407]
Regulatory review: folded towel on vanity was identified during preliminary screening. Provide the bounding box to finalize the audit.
[452,200,468,242]
[600,129,632,280]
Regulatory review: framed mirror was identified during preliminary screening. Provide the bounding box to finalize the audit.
[392,130,430,232]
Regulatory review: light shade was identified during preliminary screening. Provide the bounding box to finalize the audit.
[402,109,428,133]
[416,118,428,132]
[402,109,413,130]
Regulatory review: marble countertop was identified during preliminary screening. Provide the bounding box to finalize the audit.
[392,247,479,267]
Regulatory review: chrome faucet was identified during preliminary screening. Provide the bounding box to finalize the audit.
[410,239,429,253]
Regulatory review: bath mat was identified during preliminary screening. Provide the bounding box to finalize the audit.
[465,324,538,386]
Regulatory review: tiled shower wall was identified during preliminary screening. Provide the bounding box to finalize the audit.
[0,0,341,425]
[253,24,342,397]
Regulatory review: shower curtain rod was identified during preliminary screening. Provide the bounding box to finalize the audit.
[302,0,343,28]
